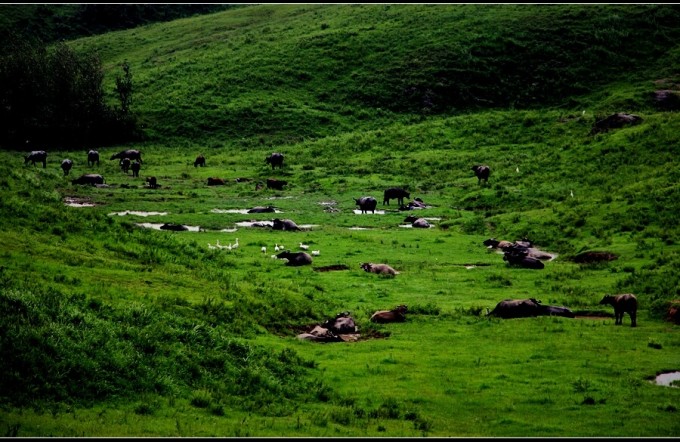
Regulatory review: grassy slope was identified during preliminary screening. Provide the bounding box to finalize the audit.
[1,4,680,437]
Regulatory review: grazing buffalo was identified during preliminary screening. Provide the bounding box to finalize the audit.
[370,305,408,323]
[87,150,99,166]
[360,262,399,276]
[247,206,276,213]
[160,223,188,231]
[471,165,490,184]
[383,187,410,206]
[146,176,158,188]
[487,298,542,319]
[207,177,225,186]
[72,174,104,186]
[599,293,637,327]
[411,217,431,228]
[354,196,377,214]
[24,150,47,168]
[276,250,312,266]
[110,149,142,163]
[321,311,358,334]
[266,178,288,190]
[60,159,73,176]
[120,157,131,174]
[265,152,284,169]
[194,154,206,167]
[272,218,300,231]
[131,160,141,177]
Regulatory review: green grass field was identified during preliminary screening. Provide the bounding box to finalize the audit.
[1,4,679,437]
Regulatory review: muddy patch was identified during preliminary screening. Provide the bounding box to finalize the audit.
[211,208,282,214]
[109,210,168,217]
[136,222,200,232]
[313,264,350,272]
[572,310,615,320]
[348,227,372,230]
[399,224,435,228]
[64,197,95,207]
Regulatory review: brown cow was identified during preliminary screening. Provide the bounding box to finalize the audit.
[599,294,637,327]
[360,262,399,276]
[370,305,408,323]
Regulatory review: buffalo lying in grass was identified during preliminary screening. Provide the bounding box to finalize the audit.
[360,262,399,276]
[72,174,104,186]
[276,251,312,266]
[370,305,408,323]
[487,298,575,319]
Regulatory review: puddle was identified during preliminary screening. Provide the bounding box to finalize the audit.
[109,210,168,217]
[135,223,200,231]
[348,227,372,230]
[64,197,95,207]
[352,210,387,215]
[319,201,337,206]
[211,208,282,214]
[235,221,274,228]
[267,196,294,200]
[652,371,680,387]
[399,224,435,228]
[220,228,239,233]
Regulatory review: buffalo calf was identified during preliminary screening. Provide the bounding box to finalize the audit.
[360,262,399,276]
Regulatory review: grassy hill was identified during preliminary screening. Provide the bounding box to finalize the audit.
[1,4,679,437]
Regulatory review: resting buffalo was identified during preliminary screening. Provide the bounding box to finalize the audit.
[360,262,399,276]
[276,250,312,266]
[131,160,141,177]
[266,178,288,190]
[383,187,410,206]
[24,150,47,168]
[354,196,377,214]
[484,238,522,250]
[399,199,427,210]
[160,223,188,231]
[60,159,73,176]
[503,247,545,269]
[87,150,99,166]
[247,206,276,213]
[297,325,344,342]
[370,305,408,323]
[146,176,158,189]
[538,305,575,318]
[411,217,431,228]
[194,154,206,167]
[72,174,104,186]
[487,298,542,319]
[471,165,490,184]
[120,157,131,174]
[110,149,142,163]
[265,152,284,169]
[321,311,358,334]
[599,293,637,327]
[207,177,225,186]
[272,218,300,231]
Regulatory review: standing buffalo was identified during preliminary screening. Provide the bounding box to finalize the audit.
[265,152,284,169]
[370,305,408,323]
[487,298,542,319]
[383,187,410,206]
[360,262,399,276]
[599,293,638,327]
[119,157,131,174]
[276,250,312,266]
[207,177,225,186]
[110,149,142,163]
[24,151,47,168]
[354,196,377,214]
[60,159,73,176]
[194,154,206,167]
[146,176,158,189]
[471,165,490,184]
[72,174,104,186]
[131,160,141,177]
[87,150,99,166]
[272,218,300,231]
[266,178,288,190]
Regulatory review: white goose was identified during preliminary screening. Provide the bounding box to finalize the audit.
[299,242,309,250]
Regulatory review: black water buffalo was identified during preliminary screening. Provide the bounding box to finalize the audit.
[266,178,288,190]
[272,218,300,231]
[87,150,99,166]
[503,246,545,269]
[160,223,188,231]
[297,325,344,342]
[383,187,410,206]
[599,293,637,327]
[487,298,542,319]
[146,176,158,189]
[538,305,575,318]
[276,250,312,266]
[247,206,276,213]
[370,304,408,323]
[72,174,104,186]
[411,217,431,228]
[194,154,206,167]
[265,152,284,169]
[119,157,131,174]
[24,150,47,168]
[110,149,142,163]
[207,177,225,186]
[471,165,490,184]
[131,160,141,177]
[360,262,399,276]
[321,311,358,334]
[399,199,427,210]
[60,159,73,176]
[354,196,377,214]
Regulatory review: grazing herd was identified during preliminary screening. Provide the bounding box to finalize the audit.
[23,148,641,332]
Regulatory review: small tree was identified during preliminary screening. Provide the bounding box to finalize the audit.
[115,60,133,115]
